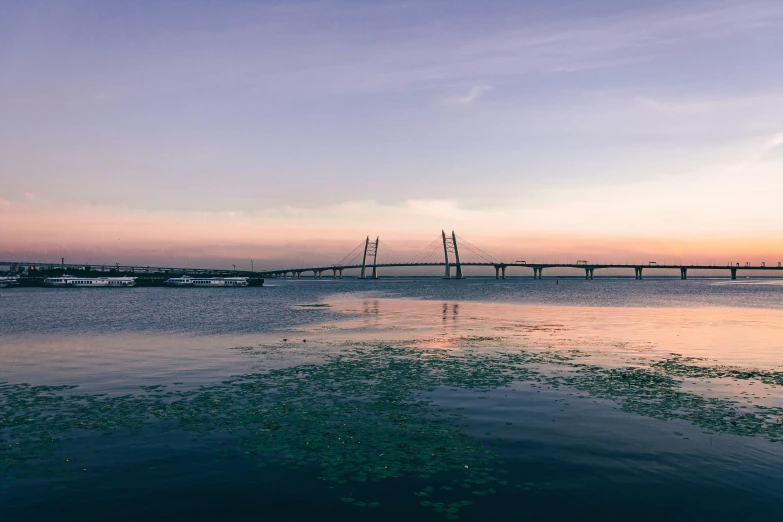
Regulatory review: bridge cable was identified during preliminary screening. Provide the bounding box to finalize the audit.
[455,235,500,264]
[408,237,445,265]
[334,240,368,267]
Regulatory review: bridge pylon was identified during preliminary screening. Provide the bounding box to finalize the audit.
[359,236,379,279]
[370,237,379,279]
[442,230,464,279]
[360,236,369,279]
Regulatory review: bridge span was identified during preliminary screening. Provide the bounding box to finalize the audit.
[3,231,781,281]
[261,231,781,280]
[264,261,783,280]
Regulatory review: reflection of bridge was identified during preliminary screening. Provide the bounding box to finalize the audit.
[4,231,782,281]
[263,231,781,281]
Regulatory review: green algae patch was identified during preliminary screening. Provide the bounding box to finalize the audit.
[2,342,783,518]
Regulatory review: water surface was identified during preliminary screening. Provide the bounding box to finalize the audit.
[2,278,782,521]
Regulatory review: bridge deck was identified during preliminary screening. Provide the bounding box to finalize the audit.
[257,262,783,275]
[4,261,781,278]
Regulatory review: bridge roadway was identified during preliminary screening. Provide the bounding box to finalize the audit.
[0,261,255,277]
[262,262,783,280]
[4,260,781,280]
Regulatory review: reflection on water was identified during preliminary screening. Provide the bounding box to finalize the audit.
[2,281,783,520]
[3,340,783,517]
[322,298,783,367]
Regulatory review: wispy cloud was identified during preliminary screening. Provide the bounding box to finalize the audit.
[633,93,783,114]
[252,0,783,97]
[19,0,776,102]
[441,85,492,105]
[762,132,783,153]
[3,0,783,248]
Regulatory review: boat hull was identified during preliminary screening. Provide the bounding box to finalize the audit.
[43,276,136,287]
[164,277,249,287]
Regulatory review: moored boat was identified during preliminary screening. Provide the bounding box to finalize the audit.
[164,276,249,287]
[43,275,137,287]
[0,276,19,288]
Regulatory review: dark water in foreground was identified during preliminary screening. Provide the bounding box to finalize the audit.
[2,278,783,521]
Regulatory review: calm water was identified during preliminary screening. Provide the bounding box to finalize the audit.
[2,278,783,521]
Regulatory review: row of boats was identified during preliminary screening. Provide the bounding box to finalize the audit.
[0,276,19,287]
[39,275,250,287]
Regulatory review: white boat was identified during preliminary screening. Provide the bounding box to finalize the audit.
[43,275,137,287]
[0,276,19,288]
[164,276,249,287]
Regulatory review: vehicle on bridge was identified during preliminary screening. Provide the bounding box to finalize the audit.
[649,261,657,266]
[576,260,589,265]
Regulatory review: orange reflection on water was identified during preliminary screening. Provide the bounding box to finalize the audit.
[321,298,783,368]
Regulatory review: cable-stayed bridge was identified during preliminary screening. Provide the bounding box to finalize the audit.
[260,231,781,281]
[3,230,782,280]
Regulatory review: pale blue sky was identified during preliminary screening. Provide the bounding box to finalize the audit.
[2,0,783,263]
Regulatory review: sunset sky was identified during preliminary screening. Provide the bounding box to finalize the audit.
[2,1,782,269]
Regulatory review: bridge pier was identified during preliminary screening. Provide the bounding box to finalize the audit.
[318,270,323,279]
[635,267,643,280]
[339,268,343,279]
[501,266,506,279]
[332,269,337,279]
[585,268,594,280]
[680,268,687,280]
[533,267,543,279]
[495,266,500,279]
[731,268,737,280]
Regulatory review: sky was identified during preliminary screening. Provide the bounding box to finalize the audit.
[1,0,782,270]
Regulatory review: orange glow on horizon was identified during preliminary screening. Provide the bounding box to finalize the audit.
[2,199,782,268]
